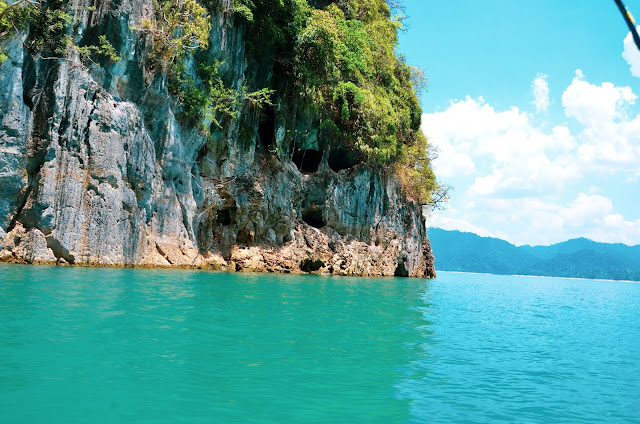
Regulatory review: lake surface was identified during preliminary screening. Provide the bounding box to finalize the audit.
[1,265,639,423]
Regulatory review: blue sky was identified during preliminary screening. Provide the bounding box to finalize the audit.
[398,0,640,246]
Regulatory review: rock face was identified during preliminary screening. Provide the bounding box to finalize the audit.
[0,0,436,278]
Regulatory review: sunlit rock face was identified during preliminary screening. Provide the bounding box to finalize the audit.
[0,0,435,278]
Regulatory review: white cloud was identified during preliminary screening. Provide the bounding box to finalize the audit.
[426,215,499,239]
[422,135,476,179]
[421,70,640,246]
[562,69,637,126]
[429,193,639,247]
[598,214,640,245]
[562,70,640,167]
[622,26,640,77]
[560,193,613,228]
[422,96,580,198]
[532,74,550,113]
[423,72,640,200]
[556,196,640,246]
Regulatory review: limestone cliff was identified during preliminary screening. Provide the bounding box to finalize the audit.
[0,0,436,277]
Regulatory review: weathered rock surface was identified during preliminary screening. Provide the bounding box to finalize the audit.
[0,0,435,278]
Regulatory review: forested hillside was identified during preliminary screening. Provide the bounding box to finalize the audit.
[429,228,640,281]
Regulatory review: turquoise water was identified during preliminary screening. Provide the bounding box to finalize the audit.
[1,265,639,423]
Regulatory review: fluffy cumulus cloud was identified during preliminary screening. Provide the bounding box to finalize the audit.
[422,71,640,246]
[562,70,640,168]
[532,73,550,113]
[562,70,636,125]
[553,194,640,246]
[422,95,579,198]
[622,26,640,77]
[599,214,640,245]
[561,193,613,227]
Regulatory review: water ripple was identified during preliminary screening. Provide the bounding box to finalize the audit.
[1,265,639,423]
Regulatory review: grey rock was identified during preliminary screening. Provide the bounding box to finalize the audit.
[11,225,57,264]
[0,1,435,277]
[0,38,30,230]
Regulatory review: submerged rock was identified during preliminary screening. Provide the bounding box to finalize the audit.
[0,0,435,278]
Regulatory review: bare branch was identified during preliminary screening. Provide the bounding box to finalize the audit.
[385,0,405,14]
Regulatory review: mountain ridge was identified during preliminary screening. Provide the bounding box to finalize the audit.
[428,228,640,281]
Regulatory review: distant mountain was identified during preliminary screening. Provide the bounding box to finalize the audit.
[427,228,640,281]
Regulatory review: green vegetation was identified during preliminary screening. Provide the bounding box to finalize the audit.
[1,0,446,207]
[0,0,9,63]
[169,57,273,131]
[395,132,445,208]
[76,35,121,64]
[143,0,273,132]
[0,0,119,65]
[295,3,409,163]
[139,0,211,69]
[233,0,446,206]
[1,0,69,61]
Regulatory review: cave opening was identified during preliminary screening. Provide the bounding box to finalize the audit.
[302,203,325,228]
[217,207,235,226]
[328,147,360,172]
[394,263,409,278]
[394,253,409,277]
[258,105,275,150]
[292,148,323,173]
[300,258,324,273]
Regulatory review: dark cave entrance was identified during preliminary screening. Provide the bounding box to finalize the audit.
[292,149,323,173]
[300,258,324,273]
[328,147,360,172]
[217,207,236,226]
[394,253,409,277]
[302,203,325,229]
[258,105,275,150]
